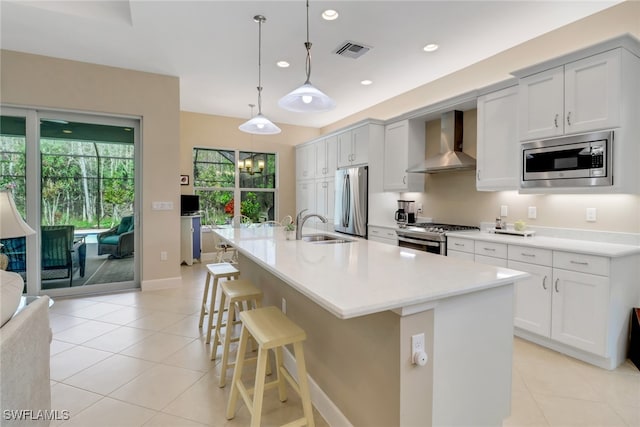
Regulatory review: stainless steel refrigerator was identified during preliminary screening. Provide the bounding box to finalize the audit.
[334,166,368,238]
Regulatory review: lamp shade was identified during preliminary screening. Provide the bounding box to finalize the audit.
[0,190,35,238]
[238,113,281,135]
[278,81,336,113]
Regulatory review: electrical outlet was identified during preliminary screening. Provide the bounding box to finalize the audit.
[417,203,423,214]
[500,205,508,217]
[160,251,167,261]
[528,206,537,219]
[281,297,287,314]
[411,333,424,354]
[586,208,597,222]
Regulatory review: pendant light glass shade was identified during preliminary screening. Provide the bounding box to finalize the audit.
[239,113,281,134]
[278,0,335,113]
[239,15,281,135]
[278,81,335,113]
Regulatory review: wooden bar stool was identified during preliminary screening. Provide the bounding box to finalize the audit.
[211,279,263,387]
[226,306,315,427]
[198,262,240,344]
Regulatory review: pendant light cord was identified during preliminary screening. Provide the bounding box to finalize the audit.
[255,15,265,115]
[304,0,312,84]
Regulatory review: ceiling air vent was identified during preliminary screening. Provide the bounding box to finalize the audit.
[334,41,372,59]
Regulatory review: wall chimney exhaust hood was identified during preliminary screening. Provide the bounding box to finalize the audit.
[406,110,476,174]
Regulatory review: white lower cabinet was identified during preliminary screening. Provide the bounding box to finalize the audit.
[368,225,398,245]
[551,267,608,355]
[509,260,552,337]
[465,239,629,367]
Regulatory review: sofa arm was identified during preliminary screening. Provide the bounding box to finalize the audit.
[0,296,52,425]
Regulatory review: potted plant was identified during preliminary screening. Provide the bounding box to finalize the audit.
[284,222,296,240]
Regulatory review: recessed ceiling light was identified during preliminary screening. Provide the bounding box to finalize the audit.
[62,129,72,134]
[423,43,439,52]
[361,79,373,86]
[322,9,338,20]
[276,60,290,68]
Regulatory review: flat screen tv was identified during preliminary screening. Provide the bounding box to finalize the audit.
[180,194,200,216]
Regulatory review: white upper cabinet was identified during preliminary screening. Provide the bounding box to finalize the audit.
[296,143,315,181]
[383,119,425,192]
[337,125,369,167]
[519,49,621,141]
[315,135,337,178]
[476,85,519,191]
[315,178,335,222]
[295,180,315,214]
[564,50,621,134]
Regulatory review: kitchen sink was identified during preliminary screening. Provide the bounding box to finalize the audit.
[301,234,354,244]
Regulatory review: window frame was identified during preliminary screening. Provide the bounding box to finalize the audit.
[192,147,278,225]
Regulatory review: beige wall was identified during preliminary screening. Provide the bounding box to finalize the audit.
[179,112,318,222]
[0,50,181,286]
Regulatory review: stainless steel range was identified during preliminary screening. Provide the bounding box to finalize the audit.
[396,223,479,255]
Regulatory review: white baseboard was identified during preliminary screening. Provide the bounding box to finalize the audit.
[140,276,181,291]
[282,347,353,427]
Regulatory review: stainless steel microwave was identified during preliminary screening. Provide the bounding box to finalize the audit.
[521,131,613,189]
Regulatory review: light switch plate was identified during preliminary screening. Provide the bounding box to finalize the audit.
[586,208,597,222]
[528,206,537,219]
[500,205,508,217]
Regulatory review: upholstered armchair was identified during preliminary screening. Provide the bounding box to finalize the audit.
[98,215,134,258]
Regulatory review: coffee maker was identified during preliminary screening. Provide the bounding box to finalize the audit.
[395,200,416,226]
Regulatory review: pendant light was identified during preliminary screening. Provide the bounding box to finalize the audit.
[278,0,335,113]
[239,15,281,135]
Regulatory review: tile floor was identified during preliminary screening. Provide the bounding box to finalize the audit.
[47,263,640,426]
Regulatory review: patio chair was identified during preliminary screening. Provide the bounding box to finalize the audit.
[98,215,134,258]
[41,225,85,286]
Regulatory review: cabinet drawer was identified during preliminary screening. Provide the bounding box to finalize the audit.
[553,251,609,276]
[447,250,474,261]
[508,245,552,266]
[474,241,507,258]
[368,226,398,240]
[447,237,474,254]
[475,254,508,268]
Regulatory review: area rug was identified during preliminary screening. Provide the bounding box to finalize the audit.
[83,256,134,285]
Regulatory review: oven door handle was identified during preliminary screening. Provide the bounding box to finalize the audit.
[397,235,441,247]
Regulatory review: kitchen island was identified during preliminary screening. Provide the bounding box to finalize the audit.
[214,226,529,426]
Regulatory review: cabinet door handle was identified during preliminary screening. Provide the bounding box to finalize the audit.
[521,253,535,258]
[402,176,406,184]
[570,260,589,266]
[477,170,481,181]
[454,243,464,247]
[542,275,547,290]
[554,278,560,293]
[483,247,496,252]
[554,114,559,128]
[566,112,572,126]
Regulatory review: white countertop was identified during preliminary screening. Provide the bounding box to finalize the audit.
[446,230,640,257]
[214,226,529,319]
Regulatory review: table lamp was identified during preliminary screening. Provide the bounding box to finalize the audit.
[0,190,35,270]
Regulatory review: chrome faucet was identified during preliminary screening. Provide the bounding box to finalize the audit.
[295,209,308,228]
[296,213,328,240]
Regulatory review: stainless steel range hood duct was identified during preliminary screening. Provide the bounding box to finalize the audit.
[406,110,476,173]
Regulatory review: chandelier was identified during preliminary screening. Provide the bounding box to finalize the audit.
[238,156,265,175]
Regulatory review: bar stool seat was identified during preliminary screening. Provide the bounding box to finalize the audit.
[211,279,263,387]
[226,306,315,427]
[198,262,240,344]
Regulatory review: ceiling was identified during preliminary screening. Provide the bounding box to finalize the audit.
[0,1,622,129]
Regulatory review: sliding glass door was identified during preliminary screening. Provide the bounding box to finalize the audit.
[0,107,140,296]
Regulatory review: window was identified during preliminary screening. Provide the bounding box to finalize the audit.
[193,148,277,225]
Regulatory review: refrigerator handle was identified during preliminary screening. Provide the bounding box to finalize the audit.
[342,175,350,227]
[344,174,351,227]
